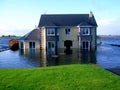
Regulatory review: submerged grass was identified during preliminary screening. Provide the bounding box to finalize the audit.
[0,64,120,90]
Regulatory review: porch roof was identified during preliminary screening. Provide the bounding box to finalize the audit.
[20,29,41,40]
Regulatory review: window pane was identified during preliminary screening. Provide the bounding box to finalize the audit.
[33,42,35,48]
[83,29,85,34]
[86,42,88,48]
[29,42,32,48]
[83,41,85,49]
[51,29,55,34]
[68,29,70,34]
[51,43,54,48]
[29,42,35,49]
[86,29,88,34]
[65,29,67,34]
[48,29,50,34]
[47,28,55,35]
[65,28,70,35]
[81,28,89,35]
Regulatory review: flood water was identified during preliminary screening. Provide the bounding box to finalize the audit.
[0,38,10,49]
[0,37,120,69]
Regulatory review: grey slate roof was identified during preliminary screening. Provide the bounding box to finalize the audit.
[20,29,41,40]
[38,14,97,27]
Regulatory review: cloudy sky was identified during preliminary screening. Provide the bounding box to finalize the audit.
[0,0,120,36]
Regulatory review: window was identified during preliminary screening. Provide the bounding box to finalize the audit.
[65,28,71,35]
[29,42,35,49]
[47,28,55,36]
[81,28,90,35]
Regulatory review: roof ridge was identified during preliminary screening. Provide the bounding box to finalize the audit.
[42,14,89,16]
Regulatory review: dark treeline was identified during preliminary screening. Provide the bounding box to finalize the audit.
[0,35,21,38]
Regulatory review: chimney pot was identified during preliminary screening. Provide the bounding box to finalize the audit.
[89,11,93,18]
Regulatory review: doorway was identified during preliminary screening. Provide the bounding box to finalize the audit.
[47,41,55,54]
[82,41,90,50]
[64,40,72,54]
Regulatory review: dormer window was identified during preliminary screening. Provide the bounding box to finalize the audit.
[47,28,55,36]
[65,28,71,35]
[81,28,90,35]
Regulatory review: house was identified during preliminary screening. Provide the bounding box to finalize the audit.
[19,11,97,54]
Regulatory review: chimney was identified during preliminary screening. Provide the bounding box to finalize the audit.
[89,11,93,18]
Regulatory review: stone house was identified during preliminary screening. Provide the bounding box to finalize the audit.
[19,11,97,54]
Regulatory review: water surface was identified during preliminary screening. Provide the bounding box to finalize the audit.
[0,37,120,69]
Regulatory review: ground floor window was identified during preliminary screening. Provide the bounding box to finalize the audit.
[82,41,90,50]
[29,42,35,49]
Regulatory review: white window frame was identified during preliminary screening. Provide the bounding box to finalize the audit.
[65,28,71,35]
[81,28,90,35]
[47,28,55,36]
[29,41,36,49]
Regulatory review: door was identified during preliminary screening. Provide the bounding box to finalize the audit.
[64,40,72,54]
[82,41,90,50]
[47,41,55,54]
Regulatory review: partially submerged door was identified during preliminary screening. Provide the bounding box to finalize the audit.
[64,40,72,54]
[82,41,90,50]
[47,41,55,54]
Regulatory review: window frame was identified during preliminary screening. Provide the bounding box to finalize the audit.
[81,28,90,35]
[29,41,36,49]
[65,28,71,35]
[47,28,55,36]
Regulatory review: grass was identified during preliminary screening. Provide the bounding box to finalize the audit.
[0,64,120,90]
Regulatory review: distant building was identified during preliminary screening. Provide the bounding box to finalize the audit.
[19,11,98,54]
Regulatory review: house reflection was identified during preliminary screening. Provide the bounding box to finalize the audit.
[19,49,47,67]
[19,49,96,67]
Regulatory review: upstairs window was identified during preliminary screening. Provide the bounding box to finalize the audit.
[47,28,55,36]
[65,28,71,35]
[81,28,90,35]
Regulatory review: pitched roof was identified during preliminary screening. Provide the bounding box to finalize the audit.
[38,14,97,27]
[20,29,41,40]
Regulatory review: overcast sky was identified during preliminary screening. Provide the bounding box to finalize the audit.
[0,0,120,36]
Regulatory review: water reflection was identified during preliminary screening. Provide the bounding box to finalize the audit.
[80,51,96,64]
[19,49,47,67]
[19,48,96,67]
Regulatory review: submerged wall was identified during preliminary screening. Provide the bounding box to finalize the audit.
[91,27,97,51]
